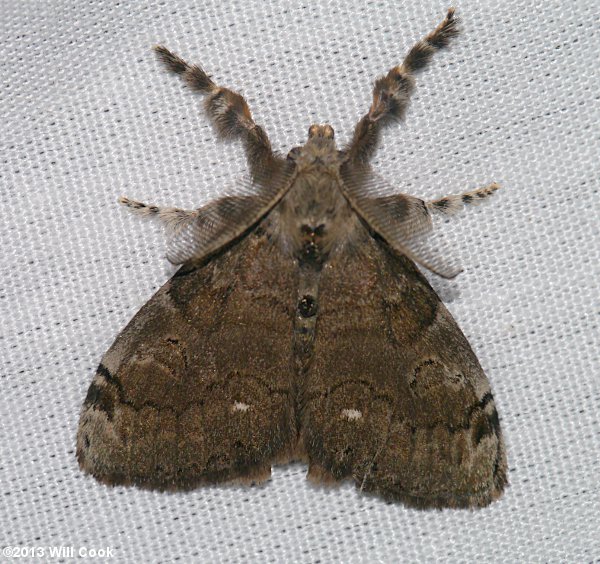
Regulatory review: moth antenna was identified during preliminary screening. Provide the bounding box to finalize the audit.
[426,183,500,216]
[118,196,197,233]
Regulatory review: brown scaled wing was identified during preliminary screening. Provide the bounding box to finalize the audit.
[77,226,297,489]
[301,228,507,509]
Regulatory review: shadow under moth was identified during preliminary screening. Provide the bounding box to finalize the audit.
[77,8,507,509]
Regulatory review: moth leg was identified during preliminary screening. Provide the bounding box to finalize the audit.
[363,182,500,225]
[426,183,500,216]
[154,46,280,180]
[345,8,459,164]
[119,196,197,232]
[119,194,259,232]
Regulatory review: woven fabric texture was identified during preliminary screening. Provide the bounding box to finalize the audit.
[1,0,598,562]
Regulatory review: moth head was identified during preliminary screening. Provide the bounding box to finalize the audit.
[287,124,339,168]
[308,124,335,140]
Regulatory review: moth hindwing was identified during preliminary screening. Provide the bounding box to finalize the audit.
[78,8,507,509]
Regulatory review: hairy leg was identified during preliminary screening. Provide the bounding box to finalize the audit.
[345,9,459,164]
[426,183,500,216]
[154,46,282,180]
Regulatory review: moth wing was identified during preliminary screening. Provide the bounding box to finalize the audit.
[301,229,507,508]
[77,225,297,489]
[339,162,462,278]
[167,160,294,264]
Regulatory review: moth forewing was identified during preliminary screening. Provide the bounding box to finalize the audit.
[78,8,507,509]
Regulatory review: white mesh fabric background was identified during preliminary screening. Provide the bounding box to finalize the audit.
[1,0,599,562]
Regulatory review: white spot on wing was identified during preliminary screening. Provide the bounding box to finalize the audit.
[341,408,362,421]
[232,401,251,413]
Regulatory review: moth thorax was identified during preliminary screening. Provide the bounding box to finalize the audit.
[297,223,327,265]
[289,125,339,171]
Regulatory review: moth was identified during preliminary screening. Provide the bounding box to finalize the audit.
[77,8,507,509]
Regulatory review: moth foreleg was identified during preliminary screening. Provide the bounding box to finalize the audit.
[118,196,197,233]
[345,8,459,164]
[426,182,500,216]
[153,45,281,180]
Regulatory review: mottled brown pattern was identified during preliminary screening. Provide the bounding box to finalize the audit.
[77,229,298,489]
[78,9,507,508]
[301,231,506,508]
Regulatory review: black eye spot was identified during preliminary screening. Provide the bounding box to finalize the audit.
[298,295,318,317]
[314,224,326,236]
